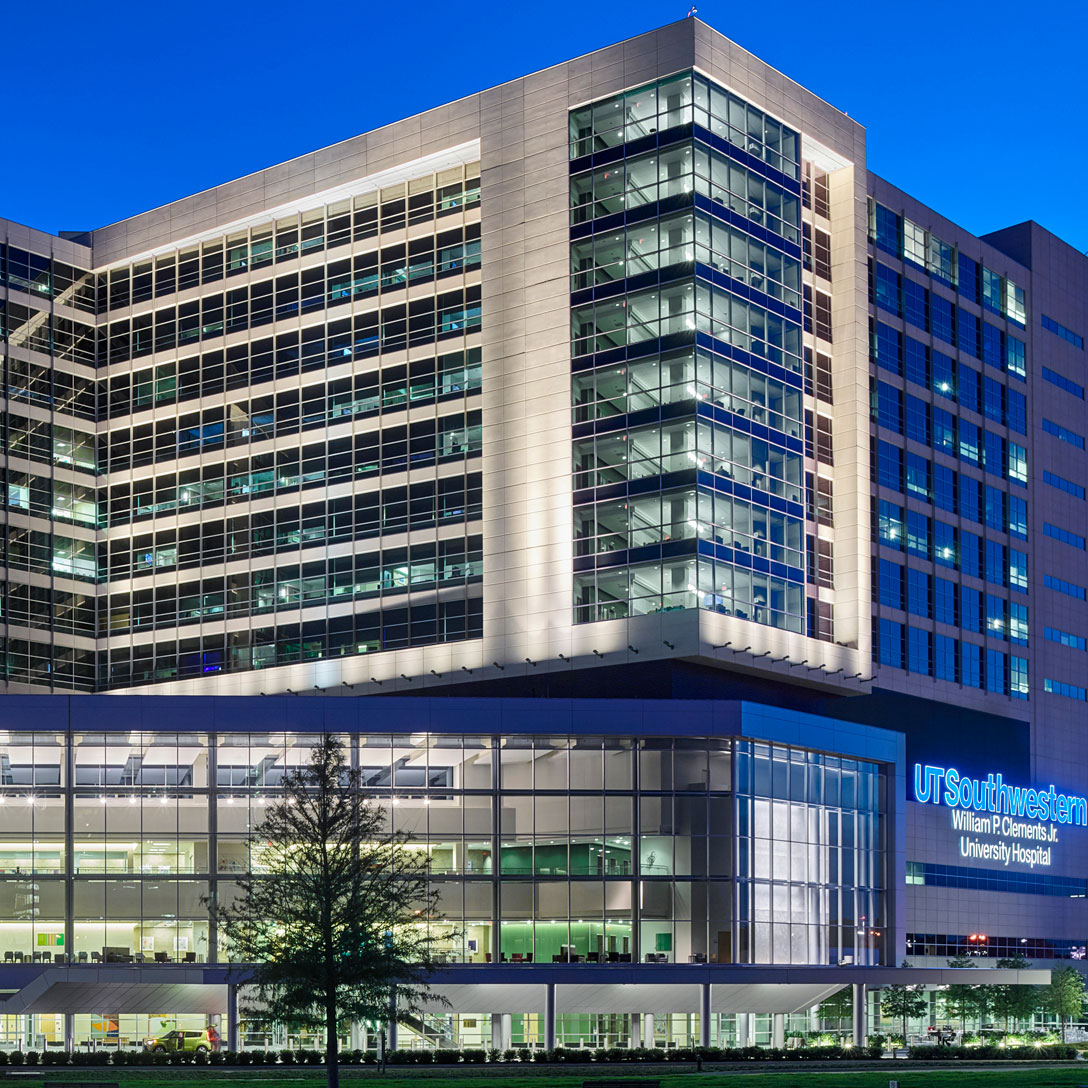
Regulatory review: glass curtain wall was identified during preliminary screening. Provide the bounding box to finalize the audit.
[569,73,807,633]
[0,730,887,968]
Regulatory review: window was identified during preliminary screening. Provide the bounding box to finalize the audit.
[928,235,956,284]
[875,264,901,315]
[1044,523,1086,550]
[986,648,1007,695]
[1042,314,1084,350]
[959,476,980,523]
[1044,574,1086,601]
[958,365,979,413]
[983,376,1004,423]
[961,586,982,633]
[878,618,904,668]
[906,452,930,499]
[934,520,956,568]
[932,350,955,399]
[962,642,982,688]
[1006,335,1025,380]
[905,396,929,444]
[1042,367,1084,398]
[958,253,979,303]
[905,337,928,387]
[876,382,903,432]
[982,323,1002,369]
[877,441,903,490]
[1010,655,1028,699]
[931,295,954,345]
[986,594,1006,638]
[1044,678,1087,701]
[1005,280,1026,326]
[935,634,957,682]
[958,309,979,358]
[933,463,956,511]
[983,433,1005,478]
[1007,495,1027,540]
[874,203,901,254]
[960,530,981,578]
[908,626,932,675]
[1007,389,1026,435]
[982,267,1003,315]
[959,420,980,465]
[904,278,928,330]
[1042,470,1084,500]
[933,409,956,456]
[907,568,931,617]
[903,219,927,267]
[1009,549,1027,592]
[1044,626,1086,651]
[1008,440,1027,484]
[878,500,903,549]
[906,510,930,558]
[874,321,903,374]
[1009,602,1028,646]
[985,540,1006,586]
[1042,418,1085,449]
[879,559,904,609]
[935,578,957,625]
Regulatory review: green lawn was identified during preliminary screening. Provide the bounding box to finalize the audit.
[19,1066,1088,1088]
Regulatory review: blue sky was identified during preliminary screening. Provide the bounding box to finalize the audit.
[4,0,1085,253]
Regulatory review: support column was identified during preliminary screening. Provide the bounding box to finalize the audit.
[349,1021,365,1051]
[501,1013,512,1051]
[772,1013,785,1049]
[387,985,398,1050]
[699,984,711,1048]
[64,1013,74,1052]
[226,985,239,1053]
[490,1014,502,1051]
[852,983,867,1048]
[642,1011,654,1048]
[735,1012,750,1048]
[544,983,556,1051]
[629,1012,641,1049]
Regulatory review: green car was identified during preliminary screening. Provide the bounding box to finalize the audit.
[144,1028,220,1053]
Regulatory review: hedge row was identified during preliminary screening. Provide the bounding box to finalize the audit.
[0,1043,1075,1066]
[908,1044,1078,1060]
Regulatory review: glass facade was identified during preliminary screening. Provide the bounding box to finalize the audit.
[0,161,484,691]
[0,728,887,969]
[867,200,1032,698]
[569,72,821,636]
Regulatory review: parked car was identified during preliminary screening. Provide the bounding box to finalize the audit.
[144,1027,220,1053]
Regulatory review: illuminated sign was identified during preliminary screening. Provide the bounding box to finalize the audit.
[912,763,1087,870]
[913,764,1088,825]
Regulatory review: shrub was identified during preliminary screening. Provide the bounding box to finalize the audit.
[434,1048,461,1064]
[221,1050,238,1065]
[9,1051,24,1066]
[502,1048,517,1062]
[278,1049,295,1065]
[23,1052,39,1066]
[461,1048,487,1063]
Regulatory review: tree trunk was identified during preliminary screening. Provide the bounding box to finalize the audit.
[326,996,339,1088]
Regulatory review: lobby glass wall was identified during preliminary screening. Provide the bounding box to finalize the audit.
[0,730,888,968]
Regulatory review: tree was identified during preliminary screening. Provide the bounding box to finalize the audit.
[880,962,929,1043]
[941,954,976,1035]
[210,734,444,1088]
[991,956,1039,1033]
[817,987,853,1038]
[1043,965,1086,1043]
